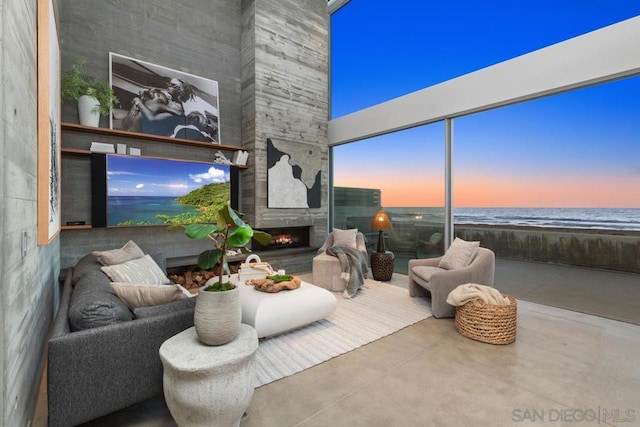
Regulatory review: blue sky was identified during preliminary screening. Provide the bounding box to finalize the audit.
[331,1,640,208]
[107,155,230,197]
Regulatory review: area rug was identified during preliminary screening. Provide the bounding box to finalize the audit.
[253,278,432,387]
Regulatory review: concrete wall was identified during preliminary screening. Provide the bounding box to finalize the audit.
[241,0,329,247]
[456,225,640,274]
[0,1,60,426]
[59,0,330,272]
[58,0,244,268]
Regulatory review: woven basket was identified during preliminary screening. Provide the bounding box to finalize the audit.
[455,294,517,345]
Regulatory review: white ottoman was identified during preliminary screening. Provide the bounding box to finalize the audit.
[237,278,337,338]
[312,252,348,292]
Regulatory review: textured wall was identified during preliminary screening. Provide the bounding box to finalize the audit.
[241,0,329,248]
[0,1,60,426]
[60,0,330,271]
[457,225,640,274]
[59,0,243,144]
[58,0,243,268]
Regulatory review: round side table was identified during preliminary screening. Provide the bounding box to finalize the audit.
[370,251,395,281]
[159,324,258,427]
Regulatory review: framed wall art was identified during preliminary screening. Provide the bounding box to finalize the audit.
[267,138,321,208]
[109,53,221,144]
[37,0,61,245]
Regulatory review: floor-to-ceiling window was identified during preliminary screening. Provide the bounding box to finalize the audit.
[333,124,445,272]
[329,1,640,270]
[453,76,640,233]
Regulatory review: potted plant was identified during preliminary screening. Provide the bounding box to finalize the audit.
[61,59,118,127]
[181,205,271,345]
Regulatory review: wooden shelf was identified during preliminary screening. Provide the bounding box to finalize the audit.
[60,145,247,168]
[61,148,91,156]
[61,122,244,152]
[60,123,248,234]
[61,224,92,230]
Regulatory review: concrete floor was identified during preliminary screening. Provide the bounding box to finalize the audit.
[34,260,640,427]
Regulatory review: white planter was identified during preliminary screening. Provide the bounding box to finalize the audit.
[77,94,100,127]
[194,283,241,346]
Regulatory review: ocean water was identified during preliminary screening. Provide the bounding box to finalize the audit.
[384,207,640,231]
[108,196,199,226]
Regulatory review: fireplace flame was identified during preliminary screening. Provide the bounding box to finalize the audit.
[274,233,294,246]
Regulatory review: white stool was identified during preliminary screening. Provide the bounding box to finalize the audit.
[237,277,337,338]
[160,325,258,427]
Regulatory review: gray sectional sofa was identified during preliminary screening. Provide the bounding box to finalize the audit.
[47,253,196,427]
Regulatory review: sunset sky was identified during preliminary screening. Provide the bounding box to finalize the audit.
[331,1,640,208]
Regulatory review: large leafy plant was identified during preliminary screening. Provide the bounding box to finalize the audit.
[61,59,119,117]
[182,205,271,291]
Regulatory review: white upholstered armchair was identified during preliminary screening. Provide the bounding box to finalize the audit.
[408,247,495,318]
[312,231,369,292]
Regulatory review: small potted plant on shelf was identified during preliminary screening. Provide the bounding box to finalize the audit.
[61,59,118,127]
[180,205,271,345]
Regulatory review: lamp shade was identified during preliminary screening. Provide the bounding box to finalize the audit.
[370,210,392,230]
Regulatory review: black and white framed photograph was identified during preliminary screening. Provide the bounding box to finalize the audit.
[109,53,221,143]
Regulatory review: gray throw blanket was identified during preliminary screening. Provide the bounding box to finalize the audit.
[326,246,368,299]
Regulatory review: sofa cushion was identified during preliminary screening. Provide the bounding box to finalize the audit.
[412,266,446,283]
[110,282,190,309]
[438,238,480,270]
[68,270,133,331]
[93,240,145,266]
[101,255,171,284]
[133,297,197,319]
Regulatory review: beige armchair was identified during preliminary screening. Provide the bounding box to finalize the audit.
[312,231,369,292]
[408,247,495,318]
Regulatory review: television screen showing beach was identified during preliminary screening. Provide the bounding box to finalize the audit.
[106,155,230,227]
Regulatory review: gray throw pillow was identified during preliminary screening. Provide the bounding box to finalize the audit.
[148,252,167,275]
[438,237,480,270]
[101,254,171,284]
[72,253,104,287]
[93,240,145,266]
[68,270,133,331]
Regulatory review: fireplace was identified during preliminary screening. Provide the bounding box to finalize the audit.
[253,226,311,251]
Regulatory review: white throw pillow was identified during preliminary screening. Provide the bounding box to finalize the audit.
[101,254,171,284]
[93,240,145,266]
[332,228,358,249]
[110,282,189,309]
[438,238,480,270]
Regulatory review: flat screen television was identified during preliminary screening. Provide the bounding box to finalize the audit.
[92,154,237,227]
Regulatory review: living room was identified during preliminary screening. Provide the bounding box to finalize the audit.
[2,1,640,426]
[3,0,329,425]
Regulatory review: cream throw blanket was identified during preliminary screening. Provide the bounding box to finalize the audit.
[446,283,511,306]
